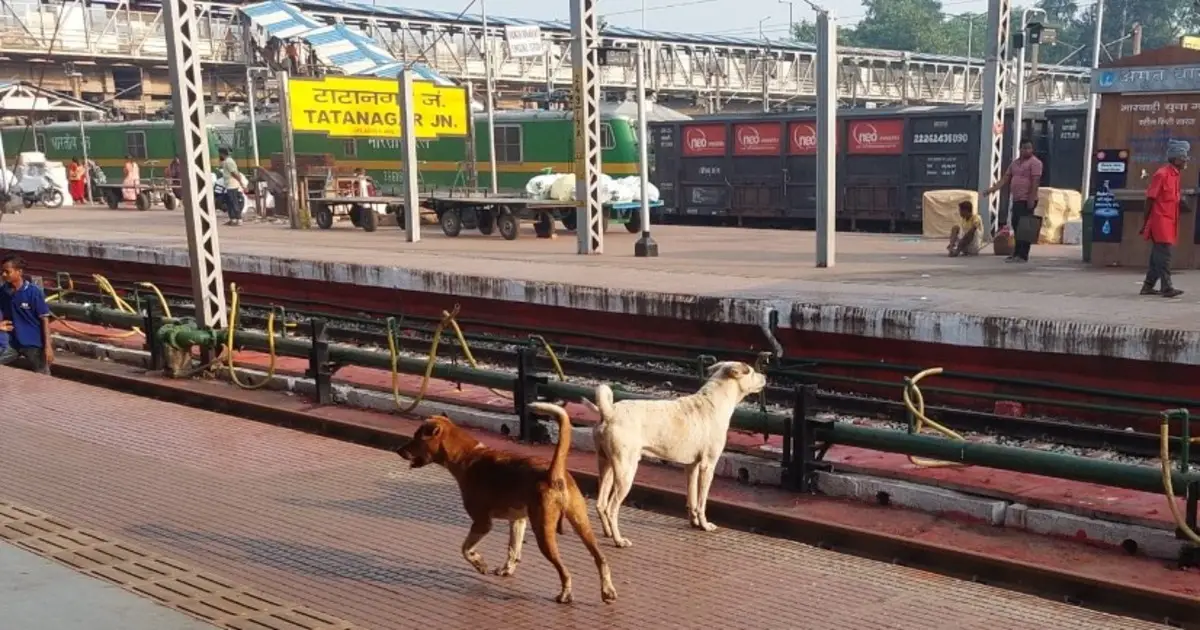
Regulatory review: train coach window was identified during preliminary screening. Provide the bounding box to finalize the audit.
[125,131,147,160]
[493,124,523,163]
[342,139,358,158]
[35,133,46,153]
[601,122,616,150]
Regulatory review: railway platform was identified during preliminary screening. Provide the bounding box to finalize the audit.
[0,368,1186,629]
[0,538,213,630]
[2,207,1199,398]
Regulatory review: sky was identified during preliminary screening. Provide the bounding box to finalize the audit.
[377,0,995,41]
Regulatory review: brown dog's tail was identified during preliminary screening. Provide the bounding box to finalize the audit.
[528,402,572,487]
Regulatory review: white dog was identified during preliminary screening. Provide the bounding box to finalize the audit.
[583,361,767,548]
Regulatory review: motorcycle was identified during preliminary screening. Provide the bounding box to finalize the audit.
[20,177,64,209]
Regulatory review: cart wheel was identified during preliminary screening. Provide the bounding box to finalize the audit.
[440,208,462,237]
[349,205,363,227]
[105,189,120,209]
[361,206,379,232]
[392,205,406,230]
[497,208,519,241]
[22,197,33,209]
[477,210,495,235]
[534,211,554,238]
[315,207,334,229]
[625,210,642,234]
[162,193,177,210]
[559,210,577,231]
[136,191,152,211]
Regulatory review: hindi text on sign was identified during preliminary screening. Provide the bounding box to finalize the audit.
[288,76,470,139]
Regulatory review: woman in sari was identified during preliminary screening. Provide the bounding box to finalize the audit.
[121,155,140,202]
[67,157,87,204]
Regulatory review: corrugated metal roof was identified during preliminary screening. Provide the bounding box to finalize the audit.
[239,1,457,82]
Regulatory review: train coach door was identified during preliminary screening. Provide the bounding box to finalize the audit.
[728,122,785,220]
[650,124,681,214]
[677,123,731,218]
[784,120,819,221]
[843,119,905,231]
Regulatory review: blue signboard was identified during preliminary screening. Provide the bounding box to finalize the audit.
[1091,149,1128,243]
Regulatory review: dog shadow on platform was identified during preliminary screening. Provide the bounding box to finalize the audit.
[274,479,472,527]
[125,522,531,601]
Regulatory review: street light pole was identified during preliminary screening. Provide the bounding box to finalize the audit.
[634,42,657,257]
[482,0,499,194]
[1080,0,1105,198]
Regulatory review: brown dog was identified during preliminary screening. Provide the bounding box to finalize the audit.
[395,403,617,604]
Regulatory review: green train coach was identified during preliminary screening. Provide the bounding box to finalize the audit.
[1,109,645,194]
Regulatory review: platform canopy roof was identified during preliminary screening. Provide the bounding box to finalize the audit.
[0,81,107,116]
[240,1,453,82]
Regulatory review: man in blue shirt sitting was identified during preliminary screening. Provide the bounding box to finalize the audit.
[0,255,53,374]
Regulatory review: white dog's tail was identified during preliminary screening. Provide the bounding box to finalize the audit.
[583,384,616,421]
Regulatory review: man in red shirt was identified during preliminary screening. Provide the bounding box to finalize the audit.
[1141,140,1188,298]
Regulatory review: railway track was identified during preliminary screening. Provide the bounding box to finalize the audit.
[49,289,1197,464]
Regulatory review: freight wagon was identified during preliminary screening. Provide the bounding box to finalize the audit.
[649,103,1091,232]
[2,103,689,197]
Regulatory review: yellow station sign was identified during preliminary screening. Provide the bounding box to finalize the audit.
[288,76,469,139]
[1183,35,1200,51]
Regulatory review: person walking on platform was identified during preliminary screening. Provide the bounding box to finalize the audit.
[0,255,52,374]
[219,148,247,226]
[986,139,1043,263]
[1141,141,1188,299]
[67,157,87,204]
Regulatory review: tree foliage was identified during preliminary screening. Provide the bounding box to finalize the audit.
[789,0,1200,64]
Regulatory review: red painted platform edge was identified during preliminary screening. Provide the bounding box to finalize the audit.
[24,251,1200,424]
[49,320,1184,530]
[45,354,1200,601]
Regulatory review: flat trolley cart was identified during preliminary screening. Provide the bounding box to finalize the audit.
[94,179,180,212]
[308,195,406,232]
[427,192,665,240]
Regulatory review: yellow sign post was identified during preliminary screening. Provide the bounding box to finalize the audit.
[287,75,469,139]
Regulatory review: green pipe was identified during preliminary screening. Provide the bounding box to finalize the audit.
[818,421,1200,495]
[71,317,1200,494]
[789,371,1165,418]
[51,301,179,329]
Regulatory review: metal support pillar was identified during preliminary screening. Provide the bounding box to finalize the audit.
[1080,0,1105,198]
[571,0,604,255]
[163,0,227,331]
[399,69,422,243]
[277,71,306,229]
[514,345,548,443]
[307,318,332,405]
[464,82,479,189]
[247,67,266,216]
[976,0,1012,236]
[633,43,658,257]
[814,9,836,267]
[482,0,499,195]
[77,113,92,204]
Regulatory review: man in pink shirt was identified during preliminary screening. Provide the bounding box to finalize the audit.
[987,139,1044,263]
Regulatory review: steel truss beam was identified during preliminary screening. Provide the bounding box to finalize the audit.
[310,10,1087,106]
[164,0,227,331]
[977,0,1011,236]
[571,0,603,255]
[0,0,244,65]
